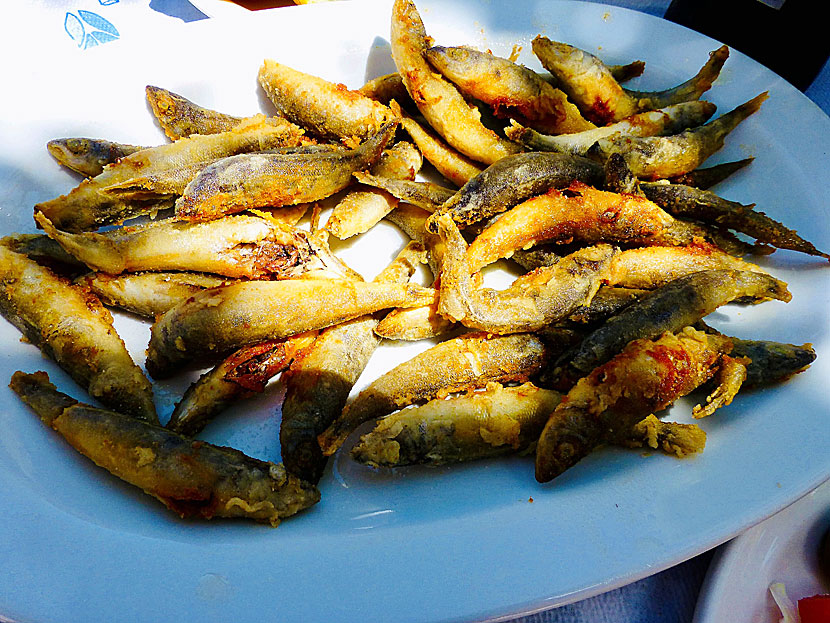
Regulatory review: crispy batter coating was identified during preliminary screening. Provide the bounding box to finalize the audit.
[0,245,157,423]
[318,332,550,455]
[391,0,522,165]
[536,327,734,482]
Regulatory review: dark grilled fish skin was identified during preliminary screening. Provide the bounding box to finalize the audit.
[0,245,158,423]
[10,371,319,526]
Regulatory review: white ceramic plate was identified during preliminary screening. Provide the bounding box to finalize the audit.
[1,1,829,622]
[693,480,830,623]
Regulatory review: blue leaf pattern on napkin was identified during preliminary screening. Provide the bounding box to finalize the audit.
[64,10,120,49]
[64,12,85,47]
[78,10,119,36]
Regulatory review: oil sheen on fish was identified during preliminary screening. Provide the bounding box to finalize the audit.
[318,331,550,455]
[0,245,157,422]
[175,121,398,221]
[10,371,319,526]
[146,278,435,378]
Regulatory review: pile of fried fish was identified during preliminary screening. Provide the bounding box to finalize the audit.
[1,0,825,526]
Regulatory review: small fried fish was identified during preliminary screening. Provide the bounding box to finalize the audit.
[588,92,768,180]
[167,332,317,437]
[425,151,604,233]
[258,60,394,141]
[325,141,423,239]
[391,0,522,165]
[465,181,674,272]
[280,241,426,483]
[145,85,244,140]
[36,115,307,232]
[551,268,791,388]
[176,121,398,221]
[505,101,717,156]
[10,371,319,526]
[146,278,435,378]
[533,37,727,125]
[640,180,830,259]
[318,331,550,455]
[425,45,595,135]
[36,212,340,280]
[436,213,617,334]
[47,137,145,178]
[535,327,737,482]
[351,382,563,468]
[0,245,157,422]
[76,271,230,318]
